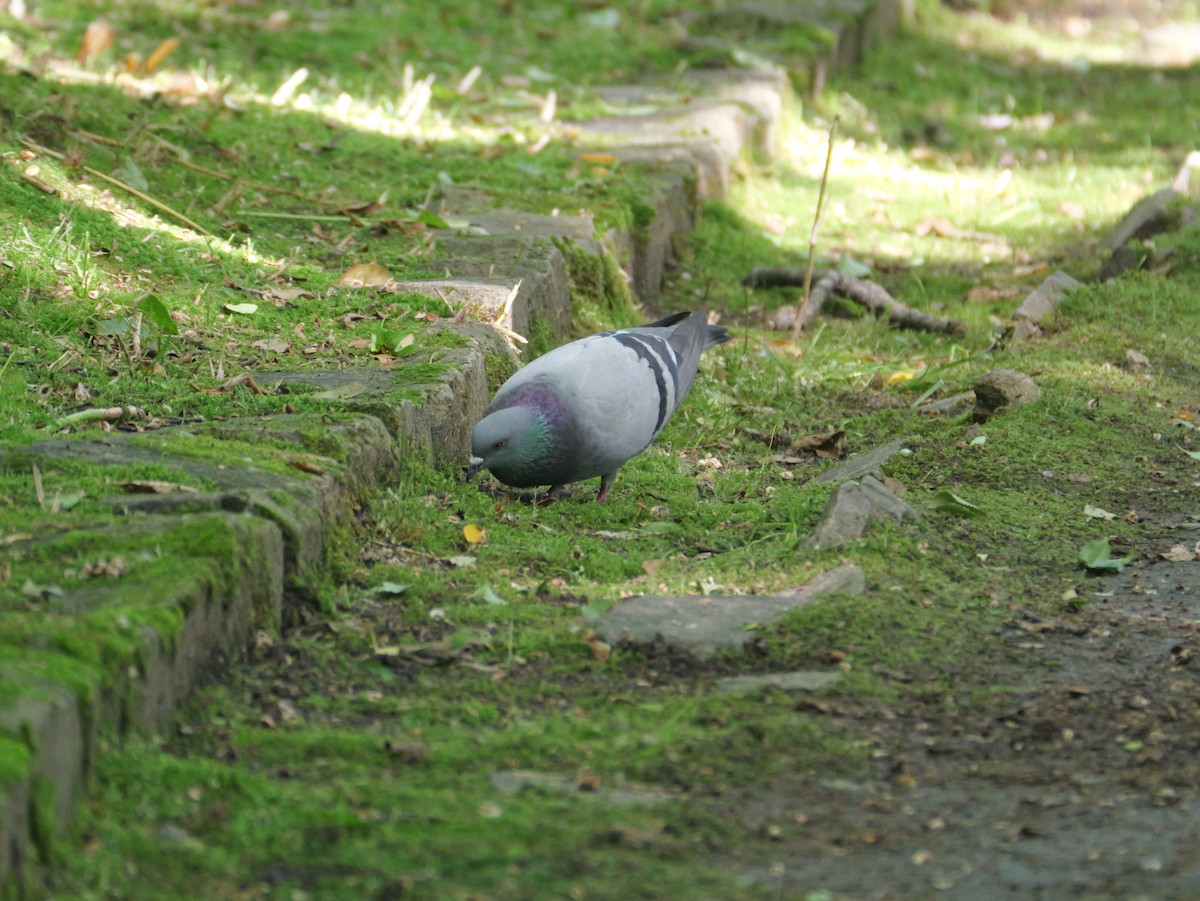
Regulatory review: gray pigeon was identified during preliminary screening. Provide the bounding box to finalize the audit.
[467,310,730,501]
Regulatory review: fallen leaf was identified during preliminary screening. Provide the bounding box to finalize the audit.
[932,489,983,518]
[795,430,846,459]
[251,338,291,353]
[287,458,326,475]
[384,741,428,764]
[1079,538,1133,573]
[463,524,487,546]
[584,631,611,662]
[470,584,507,606]
[76,18,117,63]
[1083,504,1116,521]
[119,480,199,494]
[1160,545,1196,562]
[1057,200,1085,219]
[338,261,392,287]
[373,582,409,595]
[223,302,258,315]
[915,217,958,238]
[140,36,180,74]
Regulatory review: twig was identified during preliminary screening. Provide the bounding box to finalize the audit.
[744,267,966,335]
[20,137,212,236]
[32,462,45,508]
[796,116,840,339]
[54,406,147,429]
[232,210,352,222]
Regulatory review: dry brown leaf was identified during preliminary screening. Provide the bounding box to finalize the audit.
[287,458,326,475]
[584,632,611,662]
[118,480,200,494]
[795,430,846,458]
[251,338,291,353]
[76,18,117,64]
[1160,544,1196,562]
[915,217,958,238]
[141,36,180,74]
[338,261,391,288]
[383,741,428,764]
[1057,200,1085,220]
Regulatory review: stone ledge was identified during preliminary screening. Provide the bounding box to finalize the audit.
[0,1,900,885]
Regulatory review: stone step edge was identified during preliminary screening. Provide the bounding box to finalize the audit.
[0,2,904,884]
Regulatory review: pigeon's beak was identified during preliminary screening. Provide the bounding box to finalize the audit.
[466,456,485,480]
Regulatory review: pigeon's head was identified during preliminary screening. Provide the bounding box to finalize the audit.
[468,405,551,486]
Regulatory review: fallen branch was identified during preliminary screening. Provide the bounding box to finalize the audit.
[742,267,966,336]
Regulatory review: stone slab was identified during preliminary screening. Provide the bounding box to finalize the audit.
[1014,271,1080,323]
[813,438,908,484]
[716,671,843,693]
[596,564,865,657]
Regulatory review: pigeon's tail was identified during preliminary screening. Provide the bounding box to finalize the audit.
[642,310,731,351]
[703,320,731,350]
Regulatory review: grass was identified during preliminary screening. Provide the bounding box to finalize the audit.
[6,0,1200,897]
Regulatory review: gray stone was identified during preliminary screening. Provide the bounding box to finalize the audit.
[918,391,975,416]
[431,235,574,342]
[1014,271,1080,323]
[716,671,842,694]
[596,564,865,657]
[808,475,919,549]
[813,438,908,484]
[973,368,1041,422]
[1099,243,1143,281]
[1102,187,1180,251]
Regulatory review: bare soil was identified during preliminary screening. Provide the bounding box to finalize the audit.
[709,554,1200,900]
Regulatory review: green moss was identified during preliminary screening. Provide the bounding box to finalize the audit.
[555,238,638,335]
[0,735,33,786]
[483,350,519,396]
[29,776,60,865]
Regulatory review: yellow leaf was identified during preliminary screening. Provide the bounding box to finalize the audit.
[885,370,914,386]
[141,37,181,74]
[463,524,486,546]
[579,152,616,164]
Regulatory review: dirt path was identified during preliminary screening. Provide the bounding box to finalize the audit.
[702,557,1200,899]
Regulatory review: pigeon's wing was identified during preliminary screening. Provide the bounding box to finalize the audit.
[483,311,728,484]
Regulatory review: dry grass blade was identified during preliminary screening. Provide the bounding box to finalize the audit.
[793,116,840,340]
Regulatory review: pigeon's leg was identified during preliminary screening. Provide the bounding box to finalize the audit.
[537,485,565,507]
[596,471,617,502]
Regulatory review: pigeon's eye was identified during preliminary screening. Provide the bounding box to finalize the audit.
[492,440,506,450]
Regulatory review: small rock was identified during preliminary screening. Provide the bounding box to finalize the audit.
[1013,271,1080,324]
[972,369,1041,422]
[918,391,975,416]
[808,476,919,549]
[1125,348,1151,369]
[1099,244,1144,281]
[1102,187,1180,251]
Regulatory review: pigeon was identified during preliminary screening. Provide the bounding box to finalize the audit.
[468,310,730,501]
